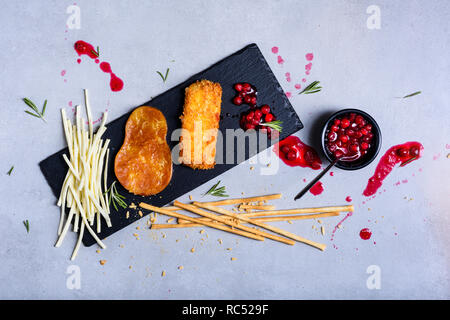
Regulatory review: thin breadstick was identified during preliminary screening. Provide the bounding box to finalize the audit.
[173,201,294,245]
[139,202,265,241]
[153,212,340,229]
[176,211,340,226]
[242,205,353,217]
[194,202,326,251]
[247,212,339,222]
[198,193,282,206]
[239,204,276,210]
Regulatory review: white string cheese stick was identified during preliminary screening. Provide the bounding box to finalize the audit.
[57,170,71,206]
[55,206,76,247]
[103,148,110,214]
[62,154,80,181]
[71,220,85,260]
[84,89,93,139]
[57,175,73,235]
[68,184,106,249]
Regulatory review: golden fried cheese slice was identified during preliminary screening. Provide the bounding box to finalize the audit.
[179,80,222,169]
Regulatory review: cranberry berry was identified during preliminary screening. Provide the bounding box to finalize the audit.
[233,82,258,107]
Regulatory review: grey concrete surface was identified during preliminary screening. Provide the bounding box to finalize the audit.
[0,0,449,299]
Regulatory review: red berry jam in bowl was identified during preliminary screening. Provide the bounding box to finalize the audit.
[321,109,381,170]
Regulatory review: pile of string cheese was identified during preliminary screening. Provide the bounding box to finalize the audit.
[55,89,111,260]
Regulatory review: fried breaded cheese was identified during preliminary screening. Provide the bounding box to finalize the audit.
[179,80,222,169]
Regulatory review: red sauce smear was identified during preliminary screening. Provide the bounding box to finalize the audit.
[363,141,423,197]
[74,40,124,92]
[273,136,322,170]
[100,62,124,92]
[309,181,324,195]
[360,228,372,240]
[345,196,352,202]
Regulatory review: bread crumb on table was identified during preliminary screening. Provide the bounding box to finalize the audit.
[99,260,107,265]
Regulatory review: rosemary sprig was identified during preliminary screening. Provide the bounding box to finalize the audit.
[204,180,229,197]
[6,166,14,176]
[23,220,30,233]
[23,98,47,122]
[299,81,322,95]
[400,157,417,167]
[260,120,283,132]
[105,181,127,211]
[402,91,421,98]
[157,68,170,82]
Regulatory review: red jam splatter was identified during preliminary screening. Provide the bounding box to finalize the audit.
[74,40,124,92]
[330,171,334,176]
[99,62,123,92]
[359,228,372,240]
[345,196,352,202]
[363,141,423,197]
[309,181,324,195]
[285,72,291,82]
[74,40,99,58]
[77,58,81,64]
[271,46,279,54]
[305,53,314,61]
[274,136,322,170]
[277,55,284,65]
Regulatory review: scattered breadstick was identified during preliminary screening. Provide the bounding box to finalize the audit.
[193,202,326,251]
[152,212,340,229]
[198,193,282,206]
[173,201,295,245]
[139,202,265,241]
[239,204,276,210]
[242,205,353,217]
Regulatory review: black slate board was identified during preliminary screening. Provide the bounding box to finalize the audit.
[39,43,303,246]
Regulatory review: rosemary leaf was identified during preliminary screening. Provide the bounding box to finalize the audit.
[204,180,229,197]
[25,110,41,118]
[6,166,14,175]
[157,68,170,82]
[402,91,421,98]
[42,100,47,115]
[299,81,322,95]
[260,120,283,132]
[400,157,417,167]
[23,220,30,233]
[23,98,40,113]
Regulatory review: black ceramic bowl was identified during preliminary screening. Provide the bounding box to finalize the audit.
[321,108,382,170]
